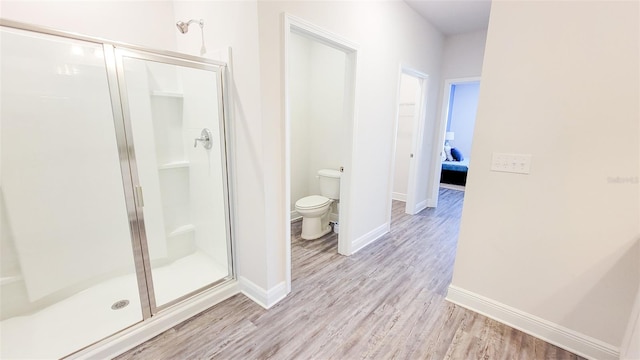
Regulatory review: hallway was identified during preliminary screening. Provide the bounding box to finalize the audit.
[118,188,583,359]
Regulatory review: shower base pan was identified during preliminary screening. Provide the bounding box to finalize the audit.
[0,251,226,359]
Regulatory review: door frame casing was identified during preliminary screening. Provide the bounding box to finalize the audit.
[282,13,360,293]
[389,67,430,216]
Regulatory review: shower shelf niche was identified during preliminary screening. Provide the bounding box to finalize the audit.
[0,275,23,286]
[151,90,183,98]
[148,86,195,261]
[168,224,195,238]
[158,160,190,170]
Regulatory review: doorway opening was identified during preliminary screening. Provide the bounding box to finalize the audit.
[390,69,429,215]
[283,15,358,292]
[429,77,481,206]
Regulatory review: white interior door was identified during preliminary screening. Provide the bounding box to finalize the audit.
[392,71,427,215]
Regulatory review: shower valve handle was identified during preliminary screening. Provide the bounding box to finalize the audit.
[193,137,205,147]
[193,128,213,150]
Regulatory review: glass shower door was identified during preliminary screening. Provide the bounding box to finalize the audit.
[117,51,232,310]
[0,28,143,358]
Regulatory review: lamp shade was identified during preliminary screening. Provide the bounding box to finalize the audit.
[445,131,455,141]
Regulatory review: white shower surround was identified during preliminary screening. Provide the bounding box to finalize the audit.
[0,20,235,359]
[0,30,137,303]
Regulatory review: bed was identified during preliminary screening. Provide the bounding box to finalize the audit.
[440,159,469,186]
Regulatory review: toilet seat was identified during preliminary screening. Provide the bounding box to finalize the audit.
[295,195,331,210]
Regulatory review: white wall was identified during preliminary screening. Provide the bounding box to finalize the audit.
[450,1,639,357]
[306,39,346,197]
[258,2,444,284]
[430,29,486,202]
[393,74,421,200]
[0,1,177,50]
[290,32,346,211]
[441,29,488,80]
[290,32,312,212]
[447,82,479,159]
[171,1,267,291]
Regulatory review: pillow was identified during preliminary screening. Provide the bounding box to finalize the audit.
[444,145,453,161]
[451,147,464,161]
[441,150,446,162]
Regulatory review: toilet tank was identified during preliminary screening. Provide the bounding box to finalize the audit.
[318,169,341,199]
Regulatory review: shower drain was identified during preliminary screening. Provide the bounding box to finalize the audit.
[111,299,130,310]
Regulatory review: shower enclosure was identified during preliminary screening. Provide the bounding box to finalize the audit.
[0,21,234,358]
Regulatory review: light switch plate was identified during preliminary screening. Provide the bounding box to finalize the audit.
[491,153,532,174]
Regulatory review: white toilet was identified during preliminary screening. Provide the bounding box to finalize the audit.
[295,169,341,240]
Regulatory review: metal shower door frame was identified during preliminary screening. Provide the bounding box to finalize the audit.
[0,18,236,322]
[112,47,235,316]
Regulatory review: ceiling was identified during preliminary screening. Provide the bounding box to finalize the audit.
[404,0,491,36]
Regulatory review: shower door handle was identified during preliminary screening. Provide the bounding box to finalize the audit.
[135,186,144,207]
[193,128,213,150]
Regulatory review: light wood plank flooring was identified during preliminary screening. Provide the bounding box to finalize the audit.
[117,188,584,359]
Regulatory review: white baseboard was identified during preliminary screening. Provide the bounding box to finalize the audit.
[72,280,240,359]
[414,199,428,213]
[351,222,389,255]
[440,183,465,191]
[446,285,619,360]
[620,286,640,360]
[290,210,302,222]
[425,198,437,208]
[392,192,407,201]
[239,276,288,309]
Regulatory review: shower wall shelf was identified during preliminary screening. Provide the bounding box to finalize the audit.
[168,224,195,238]
[149,86,195,260]
[0,275,23,286]
[151,90,183,98]
[158,161,190,170]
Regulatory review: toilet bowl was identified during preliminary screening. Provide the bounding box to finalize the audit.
[295,169,341,240]
[295,195,333,240]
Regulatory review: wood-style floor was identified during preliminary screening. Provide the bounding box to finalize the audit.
[117,188,584,359]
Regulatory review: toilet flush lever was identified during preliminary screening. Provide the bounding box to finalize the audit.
[194,128,213,150]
